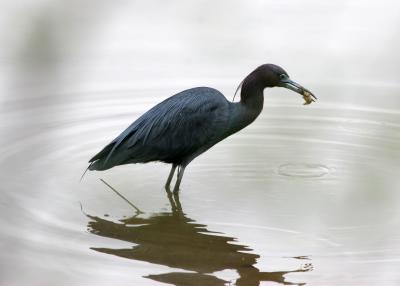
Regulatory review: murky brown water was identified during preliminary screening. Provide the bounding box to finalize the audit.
[1,1,400,286]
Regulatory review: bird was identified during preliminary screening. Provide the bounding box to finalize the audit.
[87,64,316,193]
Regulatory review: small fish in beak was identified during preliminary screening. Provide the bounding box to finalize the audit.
[302,89,316,105]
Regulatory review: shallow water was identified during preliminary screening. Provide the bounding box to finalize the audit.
[1,1,400,286]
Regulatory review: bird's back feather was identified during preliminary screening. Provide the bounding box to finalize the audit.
[89,87,230,170]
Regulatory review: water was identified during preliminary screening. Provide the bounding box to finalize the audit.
[1,1,400,285]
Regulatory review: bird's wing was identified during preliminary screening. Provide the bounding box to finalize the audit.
[89,87,229,168]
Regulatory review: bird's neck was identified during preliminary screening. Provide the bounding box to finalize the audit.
[240,76,265,111]
[228,80,264,135]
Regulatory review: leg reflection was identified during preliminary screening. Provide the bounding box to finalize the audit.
[87,180,312,286]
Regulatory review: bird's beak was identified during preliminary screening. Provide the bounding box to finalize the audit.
[278,77,317,103]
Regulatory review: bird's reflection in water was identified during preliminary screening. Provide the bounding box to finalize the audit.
[86,182,312,286]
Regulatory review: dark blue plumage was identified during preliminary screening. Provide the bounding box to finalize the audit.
[89,87,230,169]
[88,64,316,192]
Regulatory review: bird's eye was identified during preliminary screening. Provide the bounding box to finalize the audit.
[279,74,286,80]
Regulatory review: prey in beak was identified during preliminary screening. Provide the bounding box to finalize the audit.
[278,75,317,105]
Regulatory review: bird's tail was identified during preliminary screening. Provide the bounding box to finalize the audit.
[80,159,111,181]
[80,162,93,181]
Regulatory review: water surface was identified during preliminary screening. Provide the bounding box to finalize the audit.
[1,1,400,285]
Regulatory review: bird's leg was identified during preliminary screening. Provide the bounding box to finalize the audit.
[165,164,177,189]
[165,186,178,212]
[165,186,183,213]
[173,165,186,194]
[173,191,182,211]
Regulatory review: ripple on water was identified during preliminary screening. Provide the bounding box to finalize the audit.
[277,163,332,178]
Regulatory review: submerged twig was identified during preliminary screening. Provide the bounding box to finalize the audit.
[100,178,144,214]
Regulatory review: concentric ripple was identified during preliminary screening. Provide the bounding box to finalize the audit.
[277,163,332,178]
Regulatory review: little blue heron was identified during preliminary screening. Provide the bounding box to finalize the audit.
[87,64,316,193]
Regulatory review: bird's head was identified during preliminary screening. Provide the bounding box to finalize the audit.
[254,64,289,87]
[235,64,317,104]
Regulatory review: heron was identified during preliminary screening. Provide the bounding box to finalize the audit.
[87,64,316,193]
